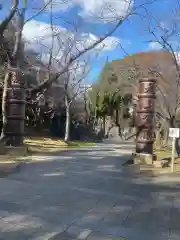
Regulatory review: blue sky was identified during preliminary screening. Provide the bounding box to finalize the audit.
[0,0,176,83]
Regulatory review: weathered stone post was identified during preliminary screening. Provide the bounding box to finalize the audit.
[6,67,25,146]
[135,77,156,164]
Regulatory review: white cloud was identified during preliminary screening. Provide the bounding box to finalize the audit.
[44,0,132,22]
[23,20,121,63]
[23,19,121,88]
[23,19,125,90]
[148,42,162,50]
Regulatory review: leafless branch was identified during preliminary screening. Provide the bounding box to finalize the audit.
[30,18,126,94]
[0,0,18,34]
[24,0,53,24]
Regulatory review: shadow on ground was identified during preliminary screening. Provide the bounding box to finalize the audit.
[0,145,180,239]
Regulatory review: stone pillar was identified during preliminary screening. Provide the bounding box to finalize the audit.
[135,77,156,164]
[6,67,25,146]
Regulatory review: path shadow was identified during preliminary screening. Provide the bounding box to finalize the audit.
[0,148,180,239]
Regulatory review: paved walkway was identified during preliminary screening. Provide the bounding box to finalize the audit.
[0,142,180,239]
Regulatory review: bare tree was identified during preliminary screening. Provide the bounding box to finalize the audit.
[0,0,158,145]
[0,1,27,143]
[57,60,90,142]
[28,0,157,94]
[142,1,180,147]
[0,0,53,144]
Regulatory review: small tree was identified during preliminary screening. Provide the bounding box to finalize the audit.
[63,62,90,142]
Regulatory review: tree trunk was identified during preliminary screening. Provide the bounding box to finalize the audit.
[115,109,119,125]
[118,107,125,140]
[84,92,89,125]
[106,122,114,137]
[64,96,70,143]
[163,119,170,147]
[1,8,26,146]
[117,124,124,140]
[102,116,106,136]
[155,129,161,149]
[0,72,10,141]
[163,129,169,147]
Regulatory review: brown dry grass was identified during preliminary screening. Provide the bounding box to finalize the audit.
[0,137,96,166]
[25,137,96,155]
[155,147,172,160]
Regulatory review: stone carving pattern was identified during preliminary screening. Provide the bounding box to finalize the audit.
[138,98,154,111]
[136,78,156,154]
[140,114,153,125]
[11,70,20,85]
[144,82,154,94]
[138,130,152,141]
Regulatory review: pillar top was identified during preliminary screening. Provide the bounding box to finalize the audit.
[138,93,156,99]
[139,78,156,83]
[7,67,21,72]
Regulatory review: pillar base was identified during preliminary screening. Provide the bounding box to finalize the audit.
[132,153,156,165]
[0,145,28,156]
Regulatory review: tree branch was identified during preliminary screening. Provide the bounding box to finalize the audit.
[30,18,126,94]
[0,0,18,34]
[24,0,53,24]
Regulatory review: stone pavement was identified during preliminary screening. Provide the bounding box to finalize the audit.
[0,141,180,239]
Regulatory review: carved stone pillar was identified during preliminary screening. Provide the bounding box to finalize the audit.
[135,77,156,158]
[6,67,25,146]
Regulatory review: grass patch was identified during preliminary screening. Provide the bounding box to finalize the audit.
[67,140,96,148]
[0,137,96,165]
[154,146,172,160]
[24,137,96,155]
[153,141,172,160]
